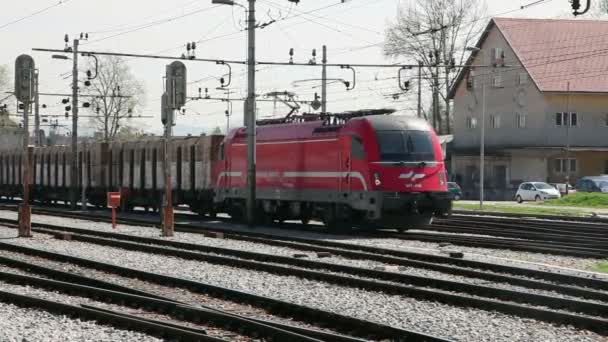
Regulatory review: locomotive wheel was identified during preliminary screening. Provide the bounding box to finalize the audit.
[324,205,351,233]
[408,214,434,230]
[300,207,312,225]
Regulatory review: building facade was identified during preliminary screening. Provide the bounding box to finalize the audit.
[450,18,608,200]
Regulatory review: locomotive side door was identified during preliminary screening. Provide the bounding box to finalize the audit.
[339,136,352,194]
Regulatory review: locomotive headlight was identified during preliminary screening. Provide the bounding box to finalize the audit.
[373,172,382,187]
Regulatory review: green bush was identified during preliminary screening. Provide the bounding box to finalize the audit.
[545,192,608,208]
[593,262,608,274]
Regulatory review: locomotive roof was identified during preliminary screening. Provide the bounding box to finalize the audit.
[355,114,431,131]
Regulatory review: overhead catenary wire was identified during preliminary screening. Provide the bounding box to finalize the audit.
[0,0,73,31]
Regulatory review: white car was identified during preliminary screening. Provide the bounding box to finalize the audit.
[515,182,561,203]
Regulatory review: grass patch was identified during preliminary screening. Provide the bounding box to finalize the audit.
[544,192,608,208]
[453,202,586,217]
[592,262,608,273]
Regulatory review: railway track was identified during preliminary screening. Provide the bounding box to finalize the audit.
[0,205,607,288]
[0,267,324,342]
[0,236,444,341]
[1,203,607,258]
[0,216,607,335]
[452,209,608,224]
[408,215,608,258]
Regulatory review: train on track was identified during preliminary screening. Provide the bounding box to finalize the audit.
[0,109,452,231]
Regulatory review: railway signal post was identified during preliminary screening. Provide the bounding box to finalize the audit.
[15,54,36,238]
[162,61,187,237]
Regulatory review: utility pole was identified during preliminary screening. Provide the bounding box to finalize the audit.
[480,53,487,210]
[34,71,40,146]
[433,50,441,133]
[245,0,257,226]
[71,38,79,209]
[565,81,571,194]
[417,61,422,118]
[163,96,173,237]
[321,45,327,113]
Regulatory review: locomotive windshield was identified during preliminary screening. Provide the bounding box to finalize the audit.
[377,130,435,162]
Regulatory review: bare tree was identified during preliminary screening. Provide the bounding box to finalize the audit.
[211,126,222,135]
[384,0,486,134]
[87,56,145,142]
[0,65,8,91]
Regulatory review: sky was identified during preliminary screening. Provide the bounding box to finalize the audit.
[0,0,577,137]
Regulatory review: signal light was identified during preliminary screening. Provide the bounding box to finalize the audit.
[61,98,69,104]
[82,102,90,108]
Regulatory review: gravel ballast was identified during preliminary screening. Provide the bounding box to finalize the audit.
[0,250,344,335]
[1,209,605,282]
[0,226,603,342]
[0,297,162,342]
[2,211,605,303]
[0,272,251,341]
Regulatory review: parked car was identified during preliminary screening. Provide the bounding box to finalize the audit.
[447,182,463,200]
[549,183,576,196]
[515,182,561,203]
[576,176,608,193]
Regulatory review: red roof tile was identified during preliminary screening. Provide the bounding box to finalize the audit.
[494,17,608,93]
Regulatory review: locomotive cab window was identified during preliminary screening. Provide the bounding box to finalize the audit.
[351,137,366,159]
[377,131,435,162]
[219,143,225,161]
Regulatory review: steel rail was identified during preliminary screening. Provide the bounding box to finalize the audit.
[0,290,222,342]
[386,231,608,258]
[23,222,608,313]
[0,271,323,342]
[0,207,605,289]
[0,241,443,341]
[15,225,608,333]
[433,220,608,238]
[0,254,368,342]
[452,210,608,224]
[419,223,608,247]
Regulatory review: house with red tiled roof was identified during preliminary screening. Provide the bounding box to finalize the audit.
[449,17,608,200]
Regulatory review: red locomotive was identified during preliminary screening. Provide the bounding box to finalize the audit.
[0,109,451,232]
[215,109,452,231]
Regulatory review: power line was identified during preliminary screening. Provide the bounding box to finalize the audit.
[86,0,202,34]
[0,0,73,31]
[84,5,221,45]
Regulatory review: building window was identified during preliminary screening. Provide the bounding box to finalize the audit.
[490,115,501,128]
[605,160,608,174]
[554,158,577,174]
[466,71,475,90]
[605,113,608,126]
[555,112,578,127]
[492,74,503,88]
[466,117,477,129]
[492,47,505,66]
[516,113,526,128]
[571,112,578,126]
[518,73,528,85]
